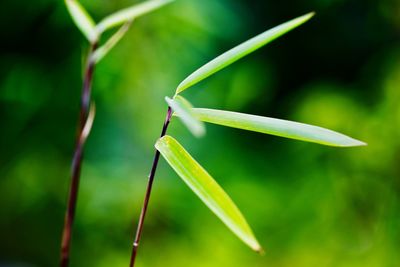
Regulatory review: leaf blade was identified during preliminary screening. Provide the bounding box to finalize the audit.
[176,12,314,94]
[65,0,98,42]
[91,21,132,63]
[165,96,205,137]
[192,108,366,147]
[155,135,262,251]
[96,0,174,33]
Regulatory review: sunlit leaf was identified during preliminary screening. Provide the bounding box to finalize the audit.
[92,21,132,63]
[155,135,262,252]
[175,12,314,94]
[192,108,366,147]
[65,0,98,42]
[165,96,205,137]
[96,0,174,33]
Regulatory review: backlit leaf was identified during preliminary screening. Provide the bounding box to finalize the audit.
[155,135,262,252]
[175,12,314,94]
[192,108,366,147]
[65,0,98,42]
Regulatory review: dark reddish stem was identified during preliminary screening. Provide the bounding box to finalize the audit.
[60,42,98,267]
[129,107,172,267]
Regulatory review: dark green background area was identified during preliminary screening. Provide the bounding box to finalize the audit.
[0,0,399,266]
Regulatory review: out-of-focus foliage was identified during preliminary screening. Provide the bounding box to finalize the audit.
[0,0,399,266]
[166,96,205,137]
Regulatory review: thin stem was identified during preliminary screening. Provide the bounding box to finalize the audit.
[129,106,173,267]
[60,42,98,267]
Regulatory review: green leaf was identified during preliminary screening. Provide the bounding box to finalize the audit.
[175,12,315,94]
[165,96,205,137]
[96,0,174,33]
[191,108,366,147]
[91,21,132,63]
[155,135,262,252]
[65,0,98,42]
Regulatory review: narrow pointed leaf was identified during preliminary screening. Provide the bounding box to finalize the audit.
[65,0,98,42]
[165,96,205,137]
[92,21,132,63]
[96,0,174,33]
[175,12,314,94]
[192,108,366,147]
[155,135,262,252]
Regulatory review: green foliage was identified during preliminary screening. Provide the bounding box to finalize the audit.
[191,108,366,147]
[155,135,262,252]
[175,12,314,94]
[166,96,205,137]
[64,0,173,61]
[3,0,395,265]
[64,0,98,42]
[96,0,174,33]
[162,12,366,252]
[91,22,132,63]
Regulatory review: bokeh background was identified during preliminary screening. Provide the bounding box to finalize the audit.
[1,0,399,266]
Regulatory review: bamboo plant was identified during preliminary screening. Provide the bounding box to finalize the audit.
[129,11,366,266]
[61,0,173,266]
[64,1,366,265]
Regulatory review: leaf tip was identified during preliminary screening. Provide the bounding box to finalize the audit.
[297,11,315,24]
[335,136,367,147]
[307,11,316,18]
[256,246,265,255]
[347,139,367,147]
[247,238,263,254]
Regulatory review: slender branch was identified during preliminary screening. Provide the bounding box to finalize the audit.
[129,106,173,267]
[60,42,98,267]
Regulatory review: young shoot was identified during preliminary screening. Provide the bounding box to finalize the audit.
[130,11,365,266]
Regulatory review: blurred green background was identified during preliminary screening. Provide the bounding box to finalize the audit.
[1,0,399,266]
